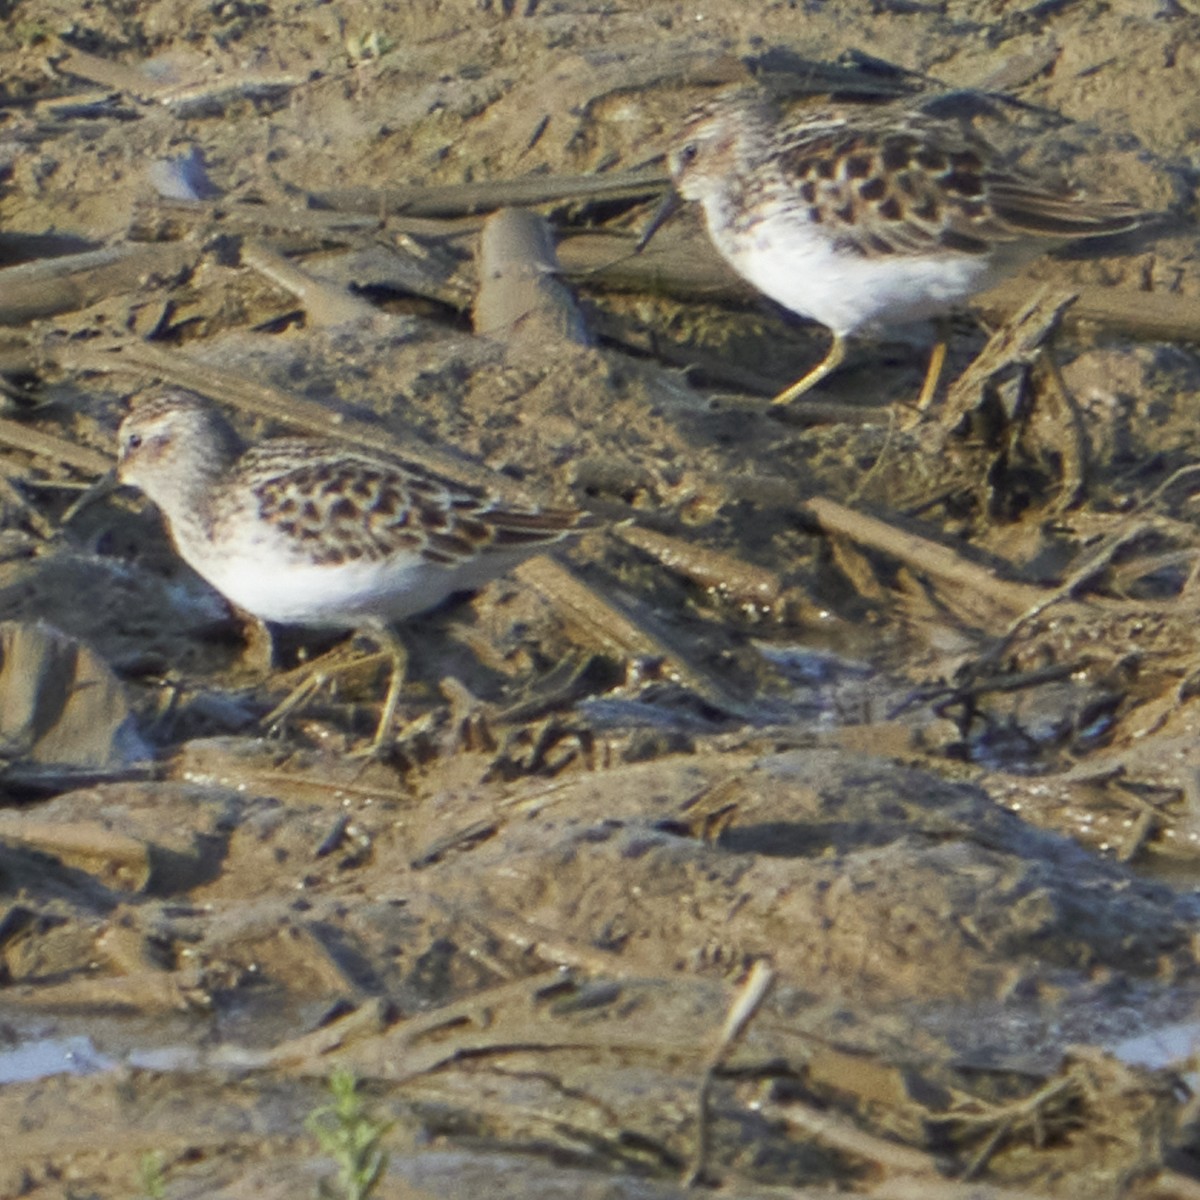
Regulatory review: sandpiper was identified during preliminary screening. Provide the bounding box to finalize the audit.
[117,390,587,753]
[664,88,1144,403]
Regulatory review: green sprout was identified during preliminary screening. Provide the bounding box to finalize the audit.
[306,1067,392,1200]
[138,1151,167,1199]
[345,30,394,65]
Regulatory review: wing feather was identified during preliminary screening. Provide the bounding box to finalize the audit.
[767,106,1141,259]
[221,440,583,569]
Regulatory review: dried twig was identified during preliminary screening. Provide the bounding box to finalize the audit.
[763,1097,940,1177]
[614,523,782,607]
[685,960,775,1187]
[512,555,750,716]
[0,415,112,475]
[804,496,1047,618]
[58,339,546,500]
[50,42,305,114]
[937,288,1076,434]
[240,240,379,327]
[312,166,668,219]
[129,196,480,245]
[0,244,196,326]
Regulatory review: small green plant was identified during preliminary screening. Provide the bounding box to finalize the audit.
[306,1066,392,1200]
[345,30,394,65]
[13,21,54,48]
[138,1151,167,1200]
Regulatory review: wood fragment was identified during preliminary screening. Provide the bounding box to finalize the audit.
[128,195,484,251]
[33,88,129,117]
[763,1097,940,1177]
[361,968,570,1063]
[474,208,590,345]
[310,166,669,218]
[457,903,633,975]
[512,556,750,715]
[0,970,197,1014]
[0,762,156,799]
[130,197,380,243]
[0,416,112,475]
[1031,349,1089,512]
[614,523,782,605]
[938,288,1076,433]
[48,44,166,98]
[1114,794,1160,863]
[979,274,1200,344]
[0,243,196,326]
[558,228,744,302]
[50,43,304,113]
[804,496,1048,618]
[240,239,379,327]
[685,960,775,1187]
[261,996,393,1067]
[58,339,548,503]
[309,242,475,310]
[410,820,501,870]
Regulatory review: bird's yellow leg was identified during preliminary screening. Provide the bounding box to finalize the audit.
[263,621,407,758]
[349,621,409,760]
[771,332,846,405]
[914,339,948,413]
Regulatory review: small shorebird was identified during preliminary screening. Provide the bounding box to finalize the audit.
[662,88,1144,404]
[117,390,587,753]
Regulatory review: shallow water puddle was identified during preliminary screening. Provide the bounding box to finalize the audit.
[1111,1020,1200,1089]
[0,1034,114,1084]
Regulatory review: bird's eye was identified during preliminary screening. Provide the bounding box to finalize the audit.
[678,142,699,168]
[124,433,143,453]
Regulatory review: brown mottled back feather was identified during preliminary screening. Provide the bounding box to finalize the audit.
[222,439,585,570]
[683,91,1143,262]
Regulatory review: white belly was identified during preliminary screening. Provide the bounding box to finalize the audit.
[706,201,1000,337]
[188,543,539,629]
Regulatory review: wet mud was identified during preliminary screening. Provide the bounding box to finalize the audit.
[2,1,1200,1197]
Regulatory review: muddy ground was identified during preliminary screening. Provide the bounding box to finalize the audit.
[2,0,1200,1197]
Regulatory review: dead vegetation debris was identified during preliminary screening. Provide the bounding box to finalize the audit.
[2,2,1200,1197]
